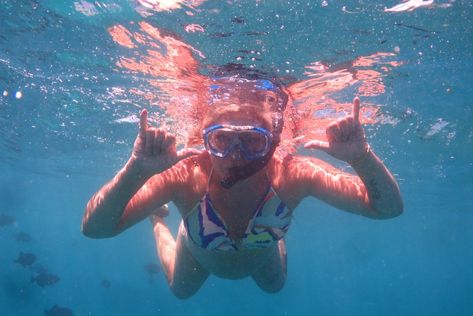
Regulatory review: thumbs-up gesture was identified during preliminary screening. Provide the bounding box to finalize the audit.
[304,97,370,164]
[130,109,202,178]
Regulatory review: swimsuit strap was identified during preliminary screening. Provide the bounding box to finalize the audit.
[206,167,214,190]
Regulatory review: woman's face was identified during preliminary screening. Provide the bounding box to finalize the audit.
[204,109,274,171]
[202,78,284,173]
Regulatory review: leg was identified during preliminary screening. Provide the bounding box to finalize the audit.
[251,239,287,293]
[151,215,209,299]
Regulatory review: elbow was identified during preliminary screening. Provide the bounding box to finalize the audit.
[379,208,403,219]
[81,204,121,239]
[370,201,404,220]
[81,220,118,239]
[389,197,405,218]
[80,222,103,239]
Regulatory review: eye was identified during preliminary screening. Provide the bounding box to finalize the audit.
[240,133,266,151]
[215,133,232,144]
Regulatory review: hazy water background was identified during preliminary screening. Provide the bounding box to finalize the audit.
[1,1,472,315]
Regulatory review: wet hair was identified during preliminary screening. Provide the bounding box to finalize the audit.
[186,64,292,147]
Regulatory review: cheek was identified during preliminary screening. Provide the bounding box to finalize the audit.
[210,155,228,169]
[210,153,249,169]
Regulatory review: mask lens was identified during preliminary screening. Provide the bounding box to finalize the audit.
[207,129,234,154]
[239,131,268,154]
[205,125,272,159]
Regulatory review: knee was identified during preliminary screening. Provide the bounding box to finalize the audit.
[169,281,199,300]
[253,274,286,294]
[171,289,194,300]
[261,279,285,293]
[170,287,195,300]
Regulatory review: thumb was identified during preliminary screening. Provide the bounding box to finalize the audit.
[139,109,148,136]
[304,140,330,152]
[176,148,204,162]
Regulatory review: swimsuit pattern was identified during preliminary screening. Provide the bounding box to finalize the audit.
[183,185,293,251]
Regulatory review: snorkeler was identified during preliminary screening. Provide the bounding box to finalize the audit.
[81,76,403,298]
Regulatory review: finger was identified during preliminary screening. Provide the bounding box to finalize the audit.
[140,109,148,136]
[304,140,330,152]
[162,134,176,154]
[327,123,342,143]
[176,148,204,162]
[353,97,360,123]
[153,129,165,156]
[338,118,355,141]
[145,130,154,155]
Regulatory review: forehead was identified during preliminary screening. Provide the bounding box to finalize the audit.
[209,77,283,106]
[205,104,272,129]
[204,78,281,129]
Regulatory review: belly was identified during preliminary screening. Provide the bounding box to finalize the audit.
[179,223,278,279]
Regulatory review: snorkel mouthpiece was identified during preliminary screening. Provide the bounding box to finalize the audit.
[219,145,276,189]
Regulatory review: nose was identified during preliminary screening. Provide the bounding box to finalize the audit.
[229,145,243,160]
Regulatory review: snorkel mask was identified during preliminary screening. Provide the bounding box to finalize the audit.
[203,124,273,160]
[205,77,287,188]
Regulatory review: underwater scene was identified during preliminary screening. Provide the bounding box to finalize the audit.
[0,0,472,315]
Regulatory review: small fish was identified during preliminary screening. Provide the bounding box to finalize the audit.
[101,279,111,288]
[0,213,15,227]
[394,22,437,34]
[33,263,48,275]
[243,31,268,36]
[144,263,160,284]
[231,16,245,24]
[13,232,32,242]
[14,252,36,267]
[144,263,160,275]
[32,271,60,287]
[209,32,234,38]
[44,304,73,316]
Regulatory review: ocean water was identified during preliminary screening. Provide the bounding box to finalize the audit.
[1,1,472,315]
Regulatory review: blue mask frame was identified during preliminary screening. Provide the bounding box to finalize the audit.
[203,124,273,160]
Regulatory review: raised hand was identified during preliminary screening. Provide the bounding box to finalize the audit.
[304,97,369,164]
[130,109,202,177]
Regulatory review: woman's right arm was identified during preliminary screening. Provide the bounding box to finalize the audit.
[81,109,201,238]
[82,158,158,238]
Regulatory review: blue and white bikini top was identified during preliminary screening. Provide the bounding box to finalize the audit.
[183,169,293,251]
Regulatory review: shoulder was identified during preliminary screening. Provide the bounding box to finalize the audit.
[153,151,210,182]
[268,154,337,204]
[266,154,311,207]
[268,153,332,182]
[151,152,210,205]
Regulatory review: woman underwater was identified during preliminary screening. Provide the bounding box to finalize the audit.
[82,75,403,299]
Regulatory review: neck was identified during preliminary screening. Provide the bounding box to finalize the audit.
[217,146,277,189]
[211,163,270,192]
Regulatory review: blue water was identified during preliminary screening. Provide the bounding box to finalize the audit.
[1,0,472,315]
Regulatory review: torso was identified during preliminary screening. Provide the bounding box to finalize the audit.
[169,152,303,278]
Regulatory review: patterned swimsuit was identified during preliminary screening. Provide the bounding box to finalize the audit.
[183,172,293,251]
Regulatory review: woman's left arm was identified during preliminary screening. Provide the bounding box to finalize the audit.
[303,97,403,219]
